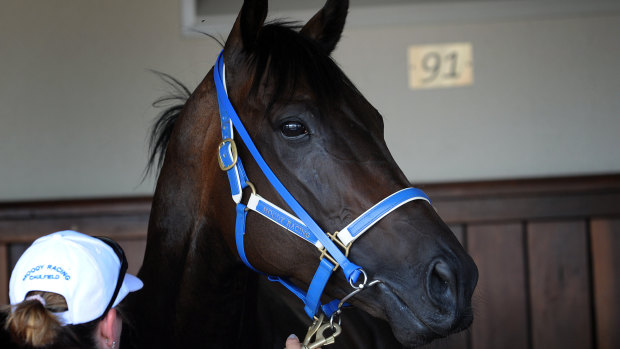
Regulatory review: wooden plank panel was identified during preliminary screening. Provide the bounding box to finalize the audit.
[118,239,147,276]
[528,220,591,349]
[0,215,148,243]
[433,191,620,225]
[424,175,620,224]
[422,174,620,199]
[0,244,7,304]
[468,223,528,349]
[0,197,151,220]
[591,218,620,349]
[449,224,465,246]
[8,243,29,276]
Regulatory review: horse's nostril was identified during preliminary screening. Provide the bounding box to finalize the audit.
[428,260,457,308]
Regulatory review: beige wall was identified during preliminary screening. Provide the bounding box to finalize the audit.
[335,13,620,183]
[1,1,619,201]
[1,0,218,201]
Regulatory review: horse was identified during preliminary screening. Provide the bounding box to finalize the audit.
[121,0,478,348]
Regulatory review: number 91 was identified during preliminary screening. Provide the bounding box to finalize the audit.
[421,52,459,83]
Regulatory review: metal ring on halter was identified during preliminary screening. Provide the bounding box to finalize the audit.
[349,268,368,290]
[243,181,257,212]
[340,279,383,309]
[330,311,342,328]
[330,278,383,328]
[245,181,256,195]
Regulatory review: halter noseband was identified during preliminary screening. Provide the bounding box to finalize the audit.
[213,51,431,319]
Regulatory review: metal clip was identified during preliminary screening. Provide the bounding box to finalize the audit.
[303,314,324,347]
[303,323,342,349]
[302,314,342,349]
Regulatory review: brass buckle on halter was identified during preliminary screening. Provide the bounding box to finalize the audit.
[217,138,238,171]
[318,232,352,272]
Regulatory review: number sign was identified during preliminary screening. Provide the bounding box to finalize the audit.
[407,42,473,89]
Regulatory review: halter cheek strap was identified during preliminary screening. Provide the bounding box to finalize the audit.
[213,50,431,319]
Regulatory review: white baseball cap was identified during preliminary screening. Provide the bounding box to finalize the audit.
[9,230,143,325]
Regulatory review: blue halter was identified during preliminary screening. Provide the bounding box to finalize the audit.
[213,51,431,319]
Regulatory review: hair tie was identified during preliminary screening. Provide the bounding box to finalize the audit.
[25,294,46,307]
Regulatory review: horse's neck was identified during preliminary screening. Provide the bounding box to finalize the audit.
[123,73,261,348]
[128,176,260,347]
[129,224,259,348]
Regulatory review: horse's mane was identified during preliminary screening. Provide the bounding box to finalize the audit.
[145,71,191,176]
[146,21,363,176]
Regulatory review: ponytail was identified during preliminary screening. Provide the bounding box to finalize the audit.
[5,291,67,347]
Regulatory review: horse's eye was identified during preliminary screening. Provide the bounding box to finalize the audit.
[280,121,308,139]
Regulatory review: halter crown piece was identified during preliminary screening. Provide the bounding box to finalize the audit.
[213,51,431,319]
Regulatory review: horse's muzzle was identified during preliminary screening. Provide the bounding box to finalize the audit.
[375,253,478,347]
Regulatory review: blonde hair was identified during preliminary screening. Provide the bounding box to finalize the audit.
[4,291,68,347]
[4,291,103,348]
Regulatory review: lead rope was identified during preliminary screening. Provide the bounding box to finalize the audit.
[302,270,383,348]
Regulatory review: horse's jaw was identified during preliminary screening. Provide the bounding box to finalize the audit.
[364,280,473,348]
[376,283,447,348]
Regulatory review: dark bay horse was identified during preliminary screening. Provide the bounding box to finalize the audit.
[122,0,477,348]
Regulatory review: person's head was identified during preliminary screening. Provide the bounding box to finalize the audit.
[5,230,142,349]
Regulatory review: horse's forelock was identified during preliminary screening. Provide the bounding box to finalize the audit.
[245,21,361,112]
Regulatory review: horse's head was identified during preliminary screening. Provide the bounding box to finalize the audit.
[216,0,478,346]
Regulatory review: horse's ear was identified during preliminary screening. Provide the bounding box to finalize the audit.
[300,0,349,54]
[224,0,268,63]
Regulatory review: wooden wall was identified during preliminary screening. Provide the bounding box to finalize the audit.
[1,175,619,349]
[421,174,620,349]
